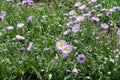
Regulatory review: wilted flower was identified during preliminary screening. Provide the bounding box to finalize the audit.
[7,26,14,30]
[72,24,80,33]
[56,40,67,51]
[75,16,85,22]
[101,23,109,29]
[16,35,25,40]
[63,29,71,35]
[17,23,24,28]
[117,29,120,36]
[62,45,72,56]
[68,10,76,16]
[27,42,33,51]
[27,16,33,23]
[72,68,78,75]
[74,2,81,7]
[77,54,85,64]
[78,4,86,10]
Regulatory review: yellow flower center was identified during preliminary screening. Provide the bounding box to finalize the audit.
[74,27,78,30]
[77,17,83,21]
[65,48,69,51]
[59,44,64,47]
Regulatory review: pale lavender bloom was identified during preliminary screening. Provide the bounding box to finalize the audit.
[40,19,45,23]
[1,29,6,32]
[62,45,72,56]
[90,17,100,22]
[7,26,14,30]
[22,0,33,5]
[27,42,33,51]
[91,0,97,3]
[77,54,85,64]
[20,47,26,52]
[72,24,80,33]
[6,0,13,2]
[16,35,25,40]
[74,2,81,7]
[101,23,109,29]
[117,29,120,36]
[43,48,49,52]
[68,10,76,16]
[63,29,71,35]
[63,13,69,17]
[72,68,78,75]
[74,39,79,44]
[1,11,6,17]
[66,21,73,27]
[27,16,33,23]
[109,8,116,12]
[0,16,4,21]
[113,6,120,11]
[54,56,59,61]
[78,4,86,10]
[101,8,108,12]
[82,13,91,18]
[92,30,97,35]
[114,49,119,53]
[17,23,24,28]
[75,16,85,22]
[56,40,67,51]
[106,11,112,16]
[95,4,101,8]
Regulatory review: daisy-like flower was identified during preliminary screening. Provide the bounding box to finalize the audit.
[7,26,14,30]
[78,4,86,10]
[62,45,72,56]
[1,11,6,17]
[27,16,33,23]
[90,17,100,22]
[74,2,81,7]
[66,21,73,27]
[56,40,67,51]
[22,0,33,5]
[75,16,85,22]
[72,24,80,33]
[91,0,97,3]
[72,68,78,75]
[17,23,24,28]
[68,10,76,16]
[117,29,120,36]
[16,35,25,40]
[6,0,13,2]
[101,23,109,30]
[77,54,85,64]
[95,4,101,8]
